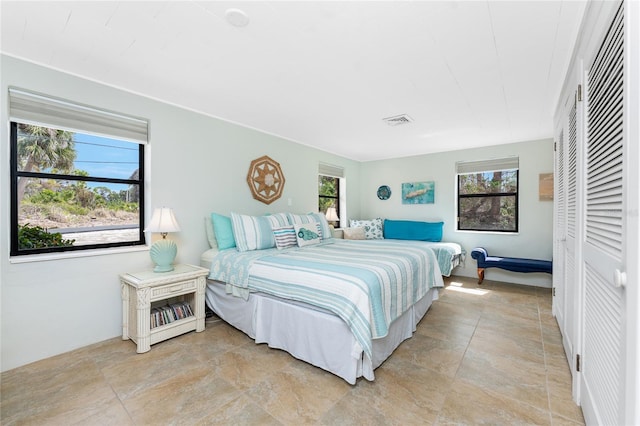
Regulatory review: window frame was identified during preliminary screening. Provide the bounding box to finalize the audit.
[9,121,146,257]
[318,174,341,229]
[456,168,519,233]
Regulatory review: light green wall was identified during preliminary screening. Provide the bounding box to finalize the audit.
[359,139,554,286]
[0,55,360,371]
[0,54,554,373]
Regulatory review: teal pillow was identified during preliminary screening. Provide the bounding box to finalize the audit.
[211,213,236,250]
[383,219,443,242]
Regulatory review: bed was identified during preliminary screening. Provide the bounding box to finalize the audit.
[408,241,463,276]
[343,219,463,277]
[340,238,463,276]
[200,235,444,384]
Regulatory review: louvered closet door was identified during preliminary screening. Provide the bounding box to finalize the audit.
[553,128,566,332]
[564,92,579,379]
[554,86,580,397]
[581,2,626,425]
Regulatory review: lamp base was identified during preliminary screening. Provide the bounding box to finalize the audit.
[150,239,177,273]
[153,263,175,273]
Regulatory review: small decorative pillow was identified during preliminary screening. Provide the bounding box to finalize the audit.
[287,213,332,240]
[273,225,297,249]
[294,223,321,247]
[343,227,366,240]
[350,218,384,239]
[308,212,333,240]
[231,212,279,252]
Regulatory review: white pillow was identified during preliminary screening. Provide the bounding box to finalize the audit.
[294,223,321,247]
[204,217,217,248]
[350,218,384,239]
[343,227,366,240]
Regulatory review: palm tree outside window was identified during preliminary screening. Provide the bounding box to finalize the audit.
[9,88,147,256]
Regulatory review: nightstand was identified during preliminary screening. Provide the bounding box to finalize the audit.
[120,264,209,353]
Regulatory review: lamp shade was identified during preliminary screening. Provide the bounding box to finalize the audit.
[325,207,340,222]
[145,207,181,234]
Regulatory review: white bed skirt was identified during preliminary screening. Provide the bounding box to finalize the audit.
[205,280,439,384]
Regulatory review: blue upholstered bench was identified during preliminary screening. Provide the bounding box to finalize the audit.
[470,247,552,284]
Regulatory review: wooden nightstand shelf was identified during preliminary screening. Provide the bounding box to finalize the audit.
[120,264,209,353]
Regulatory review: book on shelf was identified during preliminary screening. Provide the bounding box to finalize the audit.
[150,301,194,329]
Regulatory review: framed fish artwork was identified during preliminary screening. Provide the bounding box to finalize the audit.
[401,181,435,204]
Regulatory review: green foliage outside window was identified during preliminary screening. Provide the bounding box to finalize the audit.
[12,123,143,255]
[18,223,75,249]
[319,175,340,227]
[458,170,518,232]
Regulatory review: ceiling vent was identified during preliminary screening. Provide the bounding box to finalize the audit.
[382,114,413,126]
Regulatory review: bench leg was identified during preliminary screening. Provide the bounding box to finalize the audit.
[477,268,485,285]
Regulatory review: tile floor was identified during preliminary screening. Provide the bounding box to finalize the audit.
[1,276,585,425]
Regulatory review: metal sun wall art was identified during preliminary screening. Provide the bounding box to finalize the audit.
[246,155,285,205]
[401,181,435,204]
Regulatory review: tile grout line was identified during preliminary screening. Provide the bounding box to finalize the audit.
[437,277,482,381]
[536,287,555,425]
[97,355,136,425]
[430,279,483,426]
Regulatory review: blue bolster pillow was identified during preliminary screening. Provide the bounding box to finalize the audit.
[383,219,443,242]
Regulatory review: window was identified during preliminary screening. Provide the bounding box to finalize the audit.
[319,175,340,228]
[456,157,519,232]
[9,88,147,256]
[318,162,344,229]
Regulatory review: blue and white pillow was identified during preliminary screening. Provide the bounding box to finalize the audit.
[273,225,297,250]
[350,218,384,240]
[308,212,333,240]
[266,212,290,227]
[287,212,332,240]
[231,212,282,252]
[294,223,321,247]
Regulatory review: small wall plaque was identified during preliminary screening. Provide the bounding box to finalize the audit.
[539,173,553,201]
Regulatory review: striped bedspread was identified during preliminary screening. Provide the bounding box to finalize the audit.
[367,240,463,276]
[208,239,444,358]
[405,241,463,276]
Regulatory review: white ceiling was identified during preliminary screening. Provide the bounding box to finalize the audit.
[0,1,586,161]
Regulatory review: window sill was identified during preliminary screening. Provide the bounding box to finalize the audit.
[455,229,520,236]
[9,244,149,264]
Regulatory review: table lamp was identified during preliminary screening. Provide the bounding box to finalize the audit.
[145,207,181,272]
[325,207,340,227]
